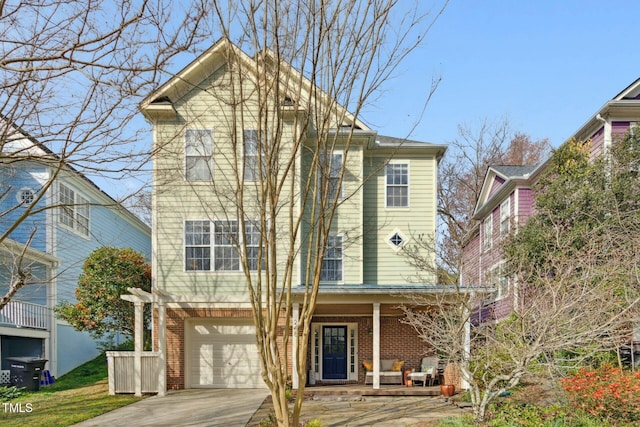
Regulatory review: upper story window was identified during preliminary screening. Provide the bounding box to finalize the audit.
[387,229,407,251]
[321,235,343,282]
[185,129,213,181]
[214,220,239,271]
[386,163,409,207]
[17,188,35,205]
[244,129,265,182]
[58,183,90,237]
[500,199,510,237]
[185,220,211,271]
[185,219,263,272]
[319,152,343,201]
[483,215,492,252]
[489,263,509,300]
[244,221,265,271]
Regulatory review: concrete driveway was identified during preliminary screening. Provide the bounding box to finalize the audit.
[72,389,270,427]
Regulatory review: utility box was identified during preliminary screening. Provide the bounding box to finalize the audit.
[6,357,48,391]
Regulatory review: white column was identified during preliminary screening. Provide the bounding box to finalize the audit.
[157,300,166,396]
[462,312,471,390]
[461,290,473,390]
[134,300,143,397]
[292,303,299,389]
[373,302,380,389]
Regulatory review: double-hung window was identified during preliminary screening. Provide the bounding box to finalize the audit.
[245,221,264,270]
[489,263,509,299]
[214,220,239,271]
[483,215,492,251]
[243,129,263,182]
[386,163,409,207]
[321,235,343,282]
[185,129,213,181]
[185,220,211,271]
[58,183,90,236]
[185,220,264,272]
[500,199,510,237]
[319,152,343,201]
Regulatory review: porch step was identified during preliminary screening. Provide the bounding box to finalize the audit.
[299,385,441,398]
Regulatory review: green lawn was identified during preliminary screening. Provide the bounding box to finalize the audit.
[0,353,143,427]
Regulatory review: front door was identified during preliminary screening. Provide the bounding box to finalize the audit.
[322,326,347,379]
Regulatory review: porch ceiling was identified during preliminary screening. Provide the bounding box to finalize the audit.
[312,303,404,316]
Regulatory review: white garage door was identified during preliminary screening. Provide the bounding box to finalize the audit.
[187,318,266,389]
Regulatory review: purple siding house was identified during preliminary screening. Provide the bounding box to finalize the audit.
[461,165,539,323]
[461,78,640,358]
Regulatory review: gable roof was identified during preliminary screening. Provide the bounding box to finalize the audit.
[140,38,369,130]
[491,165,537,178]
[473,164,540,219]
[571,77,640,142]
[373,135,447,159]
[1,118,150,232]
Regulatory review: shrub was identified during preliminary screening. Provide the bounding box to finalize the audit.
[562,365,640,423]
[0,386,23,401]
[485,402,567,427]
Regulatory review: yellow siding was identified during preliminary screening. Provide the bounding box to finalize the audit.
[150,56,439,297]
[153,64,300,298]
[363,154,437,285]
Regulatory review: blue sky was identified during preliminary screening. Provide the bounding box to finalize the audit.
[364,0,640,147]
[103,1,640,201]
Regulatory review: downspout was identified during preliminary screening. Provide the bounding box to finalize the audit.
[596,113,613,183]
[596,113,612,155]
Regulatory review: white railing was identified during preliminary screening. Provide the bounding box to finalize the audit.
[106,351,160,394]
[0,300,50,330]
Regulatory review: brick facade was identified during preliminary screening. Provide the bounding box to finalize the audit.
[310,315,432,384]
[158,307,289,390]
[155,308,432,390]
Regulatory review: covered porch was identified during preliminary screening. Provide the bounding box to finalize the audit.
[290,285,467,391]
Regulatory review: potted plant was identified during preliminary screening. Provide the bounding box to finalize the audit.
[440,362,458,397]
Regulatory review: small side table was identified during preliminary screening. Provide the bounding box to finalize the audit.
[403,369,412,386]
[408,371,430,387]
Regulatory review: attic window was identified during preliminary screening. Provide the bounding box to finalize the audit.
[151,96,172,104]
[17,188,34,205]
[280,96,295,106]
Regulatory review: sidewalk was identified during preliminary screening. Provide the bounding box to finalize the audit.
[247,395,471,426]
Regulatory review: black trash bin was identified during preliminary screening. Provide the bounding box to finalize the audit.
[6,357,48,391]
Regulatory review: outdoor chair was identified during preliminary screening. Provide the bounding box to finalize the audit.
[407,356,439,387]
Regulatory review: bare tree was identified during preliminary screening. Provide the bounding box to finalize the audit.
[148,1,448,425]
[0,1,207,309]
[436,118,550,281]
[401,135,640,422]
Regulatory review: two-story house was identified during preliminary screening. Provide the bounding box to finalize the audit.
[0,122,151,381]
[461,78,640,330]
[138,39,446,391]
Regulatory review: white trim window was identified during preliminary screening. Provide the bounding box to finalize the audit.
[500,198,510,237]
[386,229,406,252]
[319,152,343,201]
[17,187,35,205]
[58,183,90,236]
[185,219,264,272]
[483,215,492,252]
[321,235,343,282]
[385,163,409,207]
[244,129,265,182]
[185,129,213,181]
[185,220,211,271]
[489,263,509,300]
[244,221,264,271]
[214,220,240,271]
